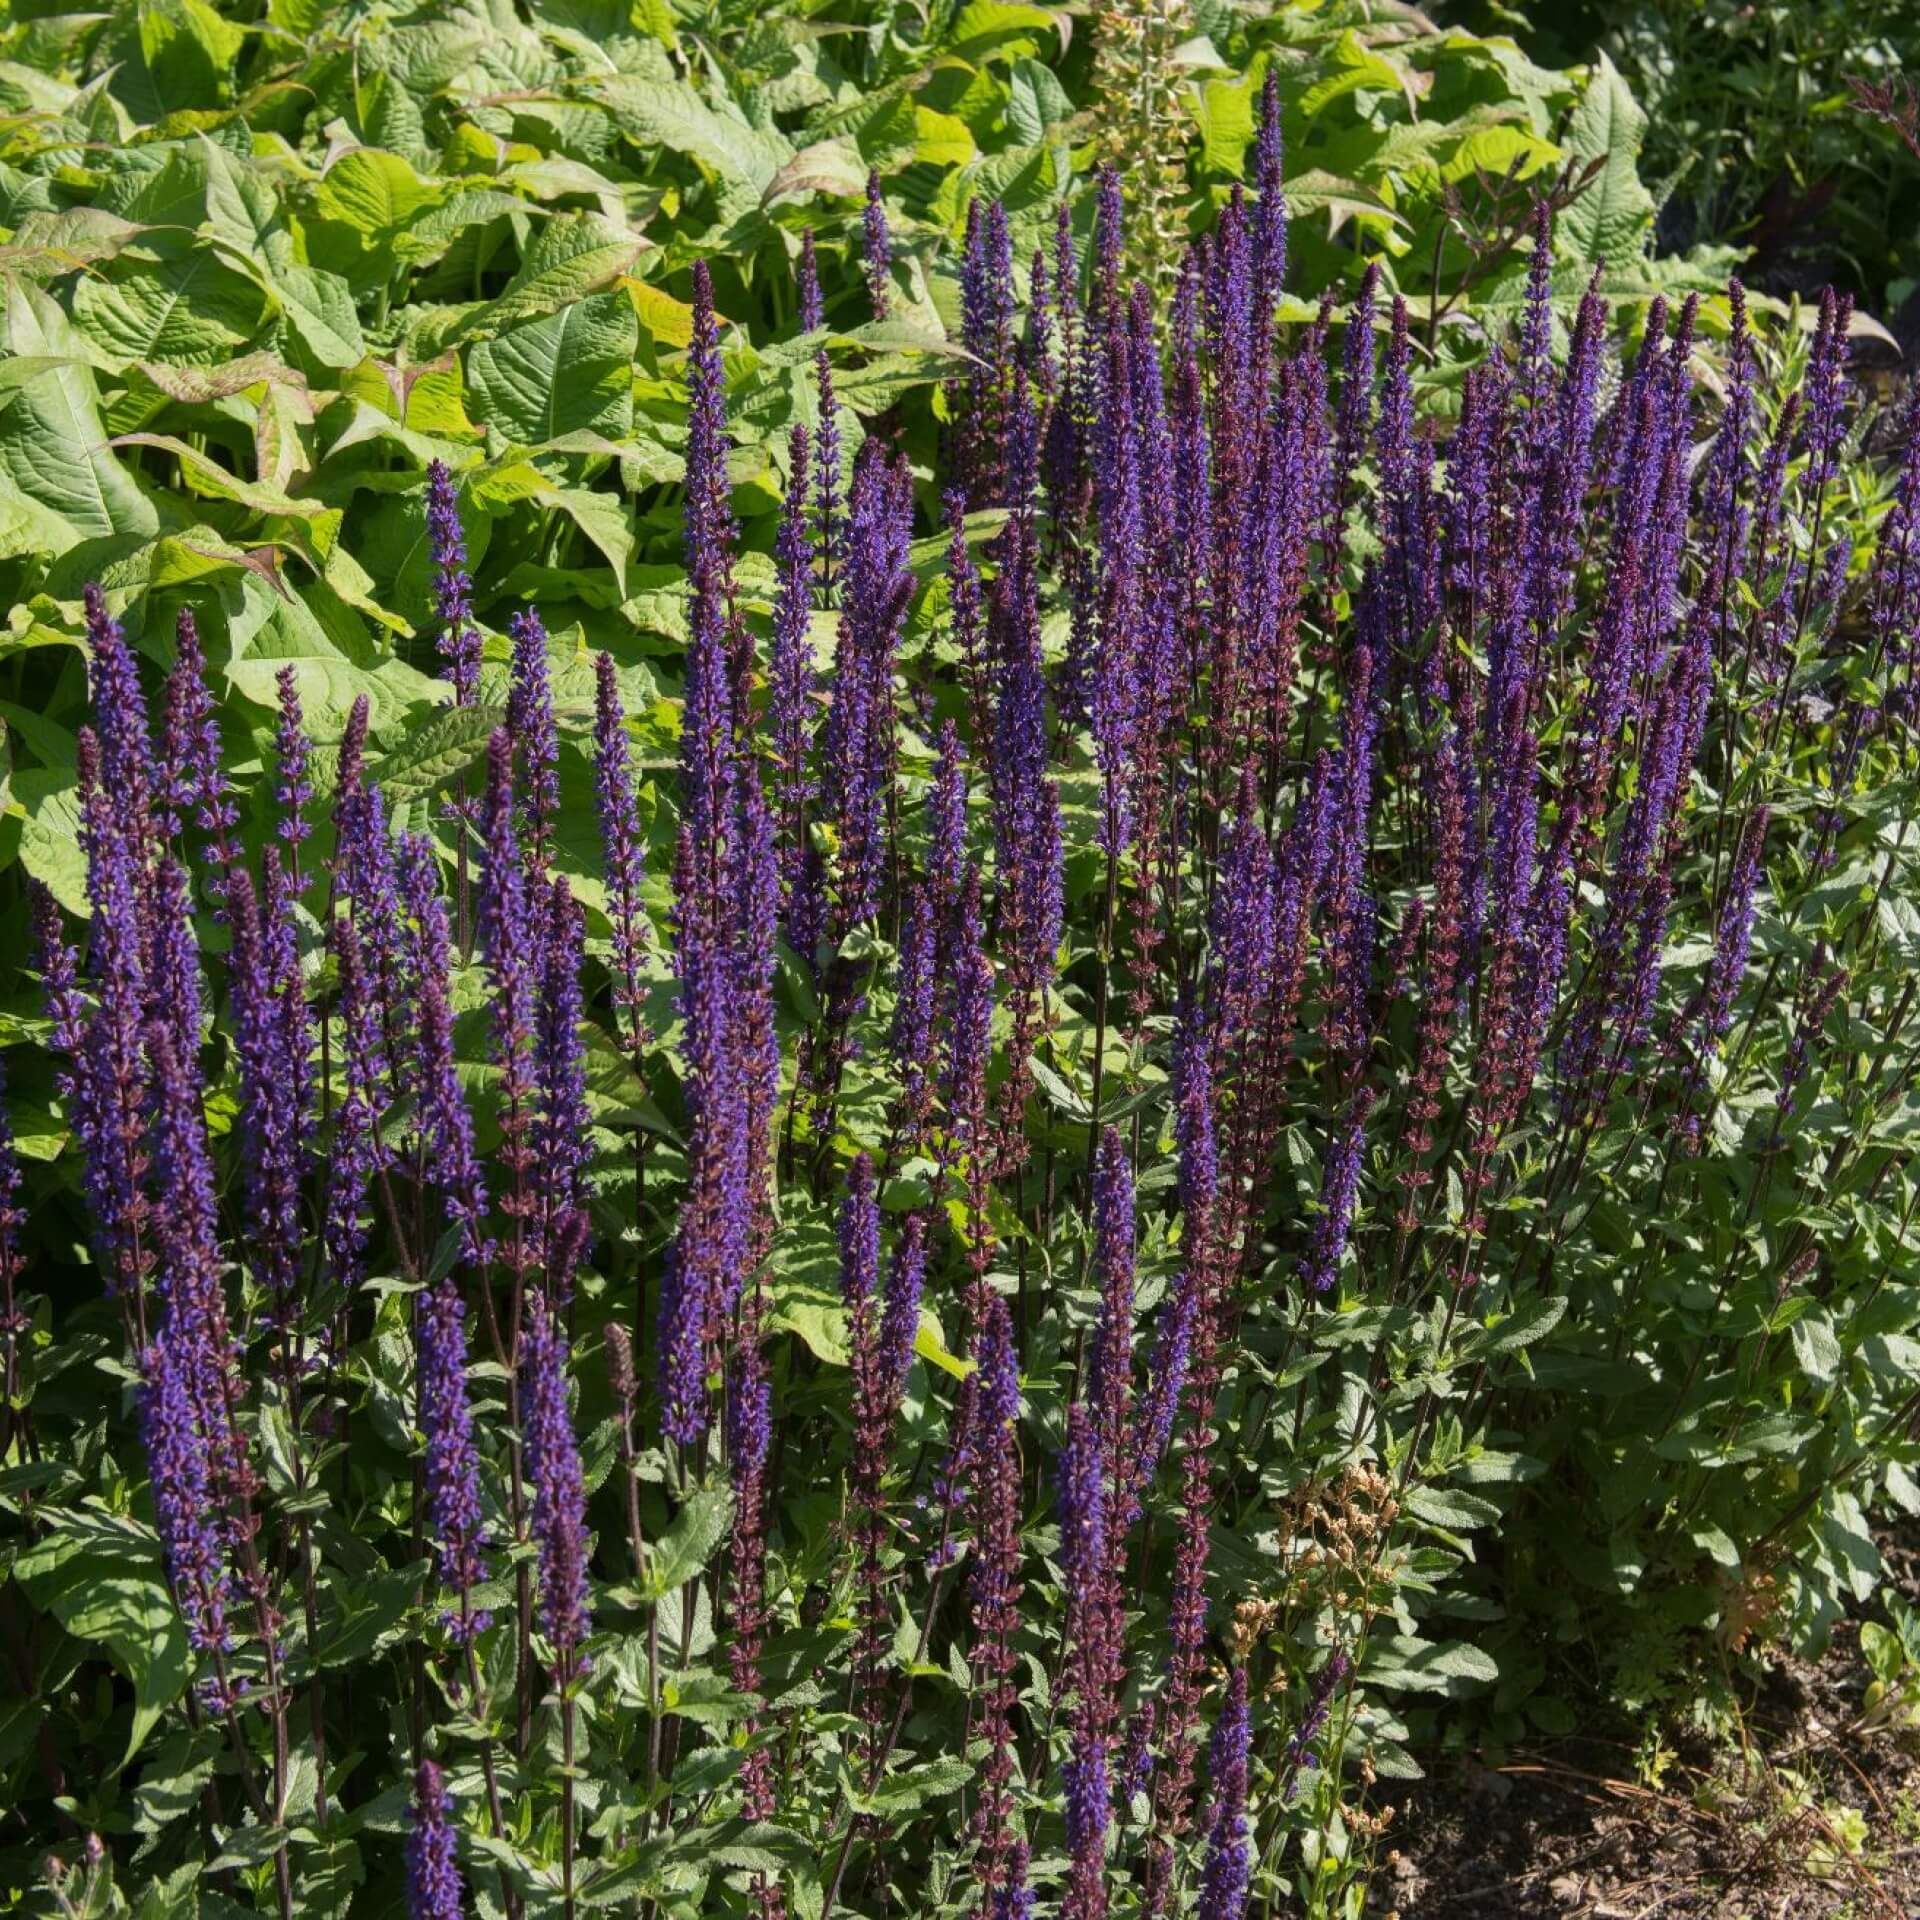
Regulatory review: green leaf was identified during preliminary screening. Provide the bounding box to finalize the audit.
[1556,53,1656,266]
[69,247,269,365]
[14,1512,190,1765]
[372,702,505,807]
[595,75,793,203]
[0,280,159,541]
[644,1486,734,1600]
[1469,1294,1567,1357]
[466,291,638,443]
[1364,1635,1499,1697]
[1404,1485,1503,1531]
[463,211,648,338]
[313,147,447,247]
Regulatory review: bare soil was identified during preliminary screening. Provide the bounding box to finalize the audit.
[1373,1535,1920,1918]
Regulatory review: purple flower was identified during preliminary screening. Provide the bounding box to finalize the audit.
[536,874,594,1241]
[427,461,481,707]
[1284,1649,1350,1794]
[1057,1400,1113,1915]
[592,654,651,1047]
[139,1326,236,1661]
[225,859,310,1312]
[35,869,150,1304]
[522,1292,592,1664]
[863,169,891,319]
[406,1759,465,1920]
[482,731,540,1254]
[1198,1668,1252,1920]
[146,850,203,1076]
[880,1213,926,1399]
[770,424,818,924]
[1132,1269,1195,1500]
[656,1243,709,1448]
[418,1278,491,1640]
[144,1021,250,1511]
[1798,285,1853,503]
[83,584,156,857]
[1300,1091,1372,1295]
[507,607,560,862]
[825,445,911,929]
[891,881,940,1136]
[967,1293,1025,1892]
[797,228,825,332]
[324,916,387,1291]
[401,837,489,1257]
[273,665,312,852]
[1253,70,1287,314]
[157,609,234,871]
[815,349,843,596]
[1087,1131,1136,1484]
[332,701,409,1070]
[929,720,970,906]
[843,1154,900,1738]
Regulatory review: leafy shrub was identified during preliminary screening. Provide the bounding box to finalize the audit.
[4,6,1920,1920]
[1494,0,1920,312]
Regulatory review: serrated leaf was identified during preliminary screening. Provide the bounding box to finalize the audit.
[644,1486,734,1600]
[373,703,506,805]
[466,291,637,443]
[1556,53,1656,266]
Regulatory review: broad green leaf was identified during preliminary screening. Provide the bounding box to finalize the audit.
[595,74,793,203]
[465,291,637,442]
[644,1487,735,1600]
[463,210,647,336]
[1556,53,1656,266]
[945,1,1057,63]
[0,280,159,541]
[227,579,443,735]
[14,1511,189,1765]
[70,248,270,365]
[373,702,505,806]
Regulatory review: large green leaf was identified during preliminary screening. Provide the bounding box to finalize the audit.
[465,290,637,442]
[595,74,793,204]
[0,279,159,541]
[1556,52,1656,267]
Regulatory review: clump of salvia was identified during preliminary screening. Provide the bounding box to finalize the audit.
[18,61,1920,1915]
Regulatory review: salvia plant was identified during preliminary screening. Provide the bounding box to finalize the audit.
[6,75,1920,1920]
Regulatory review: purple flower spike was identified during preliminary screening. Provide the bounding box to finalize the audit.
[797,228,825,332]
[507,607,560,863]
[406,1759,466,1920]
[418,1278,491,1641]
[592,654,651,1047]
[880,1213,927,1400]
[1300,1090,1373,1295]
[82,583,156,856]
[1087,1131,1136,1482]
[863,169,892,319]
[656,1243,709,1448]
[1253,70,1287,314]
[1198,1668,1252,1920]
[522,1292,592,1667]
[140,1327,236,1660]
[536,873,594,1240]
[426,461,482,708]
[401,837,489,1257]
[273,665,312,852]
[157,610,234,874]
[1285,1649,1351,1795]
